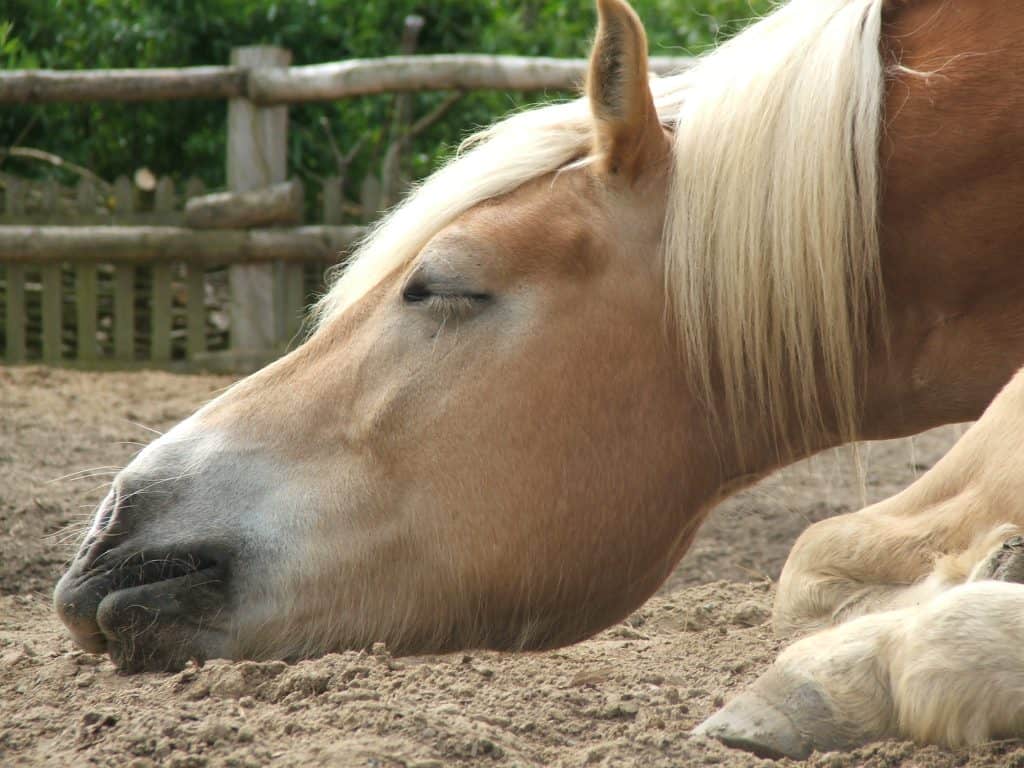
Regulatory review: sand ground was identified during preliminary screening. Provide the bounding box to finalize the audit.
[3,366,1018,767]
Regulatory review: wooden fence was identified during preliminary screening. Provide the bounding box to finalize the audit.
[0,47,690,372]
[0,173,360,370]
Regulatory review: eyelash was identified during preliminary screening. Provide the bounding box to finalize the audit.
[402,282,491,308]
[427,295,479,320]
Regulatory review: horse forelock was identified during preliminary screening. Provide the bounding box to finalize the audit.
[313,0,887,459]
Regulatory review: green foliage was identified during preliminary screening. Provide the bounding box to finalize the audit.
[0,1,769,216]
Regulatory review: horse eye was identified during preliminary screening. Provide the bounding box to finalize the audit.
[402,280,432,303]
[402,277,492,306]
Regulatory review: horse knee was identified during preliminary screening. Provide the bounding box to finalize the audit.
[773,514,862,635]
[775,507,958,634]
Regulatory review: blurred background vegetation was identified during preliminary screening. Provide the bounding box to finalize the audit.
[0,0,768,220]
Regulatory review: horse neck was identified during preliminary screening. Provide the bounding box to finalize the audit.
[667,0,1024,501]
[855,0,1024,440]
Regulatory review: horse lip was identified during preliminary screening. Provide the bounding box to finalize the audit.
[54,567,119,654]
[96,564,226,633]
[59,616,108,654]
[96,563,230,672]
[54,547,231,661]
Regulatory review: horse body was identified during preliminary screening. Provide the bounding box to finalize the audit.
[53,0,1024,756]
[870,0,1024,435]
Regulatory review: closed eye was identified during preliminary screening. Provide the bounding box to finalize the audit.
[401,279,491,305]
[402,280,433,303]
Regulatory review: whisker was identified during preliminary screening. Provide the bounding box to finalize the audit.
[60,472,121,485]
[120,420,164,437]
[117,470,201,505]
[47,466,123,484]
[46,525,95,544]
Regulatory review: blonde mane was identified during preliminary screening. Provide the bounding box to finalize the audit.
[314,0,886,452]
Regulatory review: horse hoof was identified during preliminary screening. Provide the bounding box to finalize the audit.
[693,689,813,760]
[974,535,1024,583]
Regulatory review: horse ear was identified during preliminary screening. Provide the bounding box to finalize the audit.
[586,0,666,180]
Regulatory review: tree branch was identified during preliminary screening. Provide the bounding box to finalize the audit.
[1,146,111,190]
[398,90,465,149]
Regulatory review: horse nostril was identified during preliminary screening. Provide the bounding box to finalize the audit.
[77,488,124,569]
[78,478,156,570]
[93,489,116,533]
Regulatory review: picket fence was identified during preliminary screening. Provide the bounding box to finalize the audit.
[0,172,358,371]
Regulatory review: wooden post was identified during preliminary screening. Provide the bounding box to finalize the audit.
[227,46,291,354]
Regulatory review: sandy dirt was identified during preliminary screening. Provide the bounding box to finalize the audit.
[2,366,1020,767]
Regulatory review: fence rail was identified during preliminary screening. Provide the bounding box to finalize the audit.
[0,54,692,105]
[0,226,363,264]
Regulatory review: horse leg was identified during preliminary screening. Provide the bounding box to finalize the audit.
[696,578,1024,758]
[693,367,1024,756]
[773,365,1024,635]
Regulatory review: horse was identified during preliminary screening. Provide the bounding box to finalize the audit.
[54,0,1024,757]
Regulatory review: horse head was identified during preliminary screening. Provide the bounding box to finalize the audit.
[54,0,706,671]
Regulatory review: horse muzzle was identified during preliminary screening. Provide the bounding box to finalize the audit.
[53,485,235,672]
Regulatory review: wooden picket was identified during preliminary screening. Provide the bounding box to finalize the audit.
[150,178,175,364]
[5,263,26,364]
[76,263,98,364]
[41,263,61,364]
[186,264,207,360]
[75,179,99,364]
[112,177,135,360]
